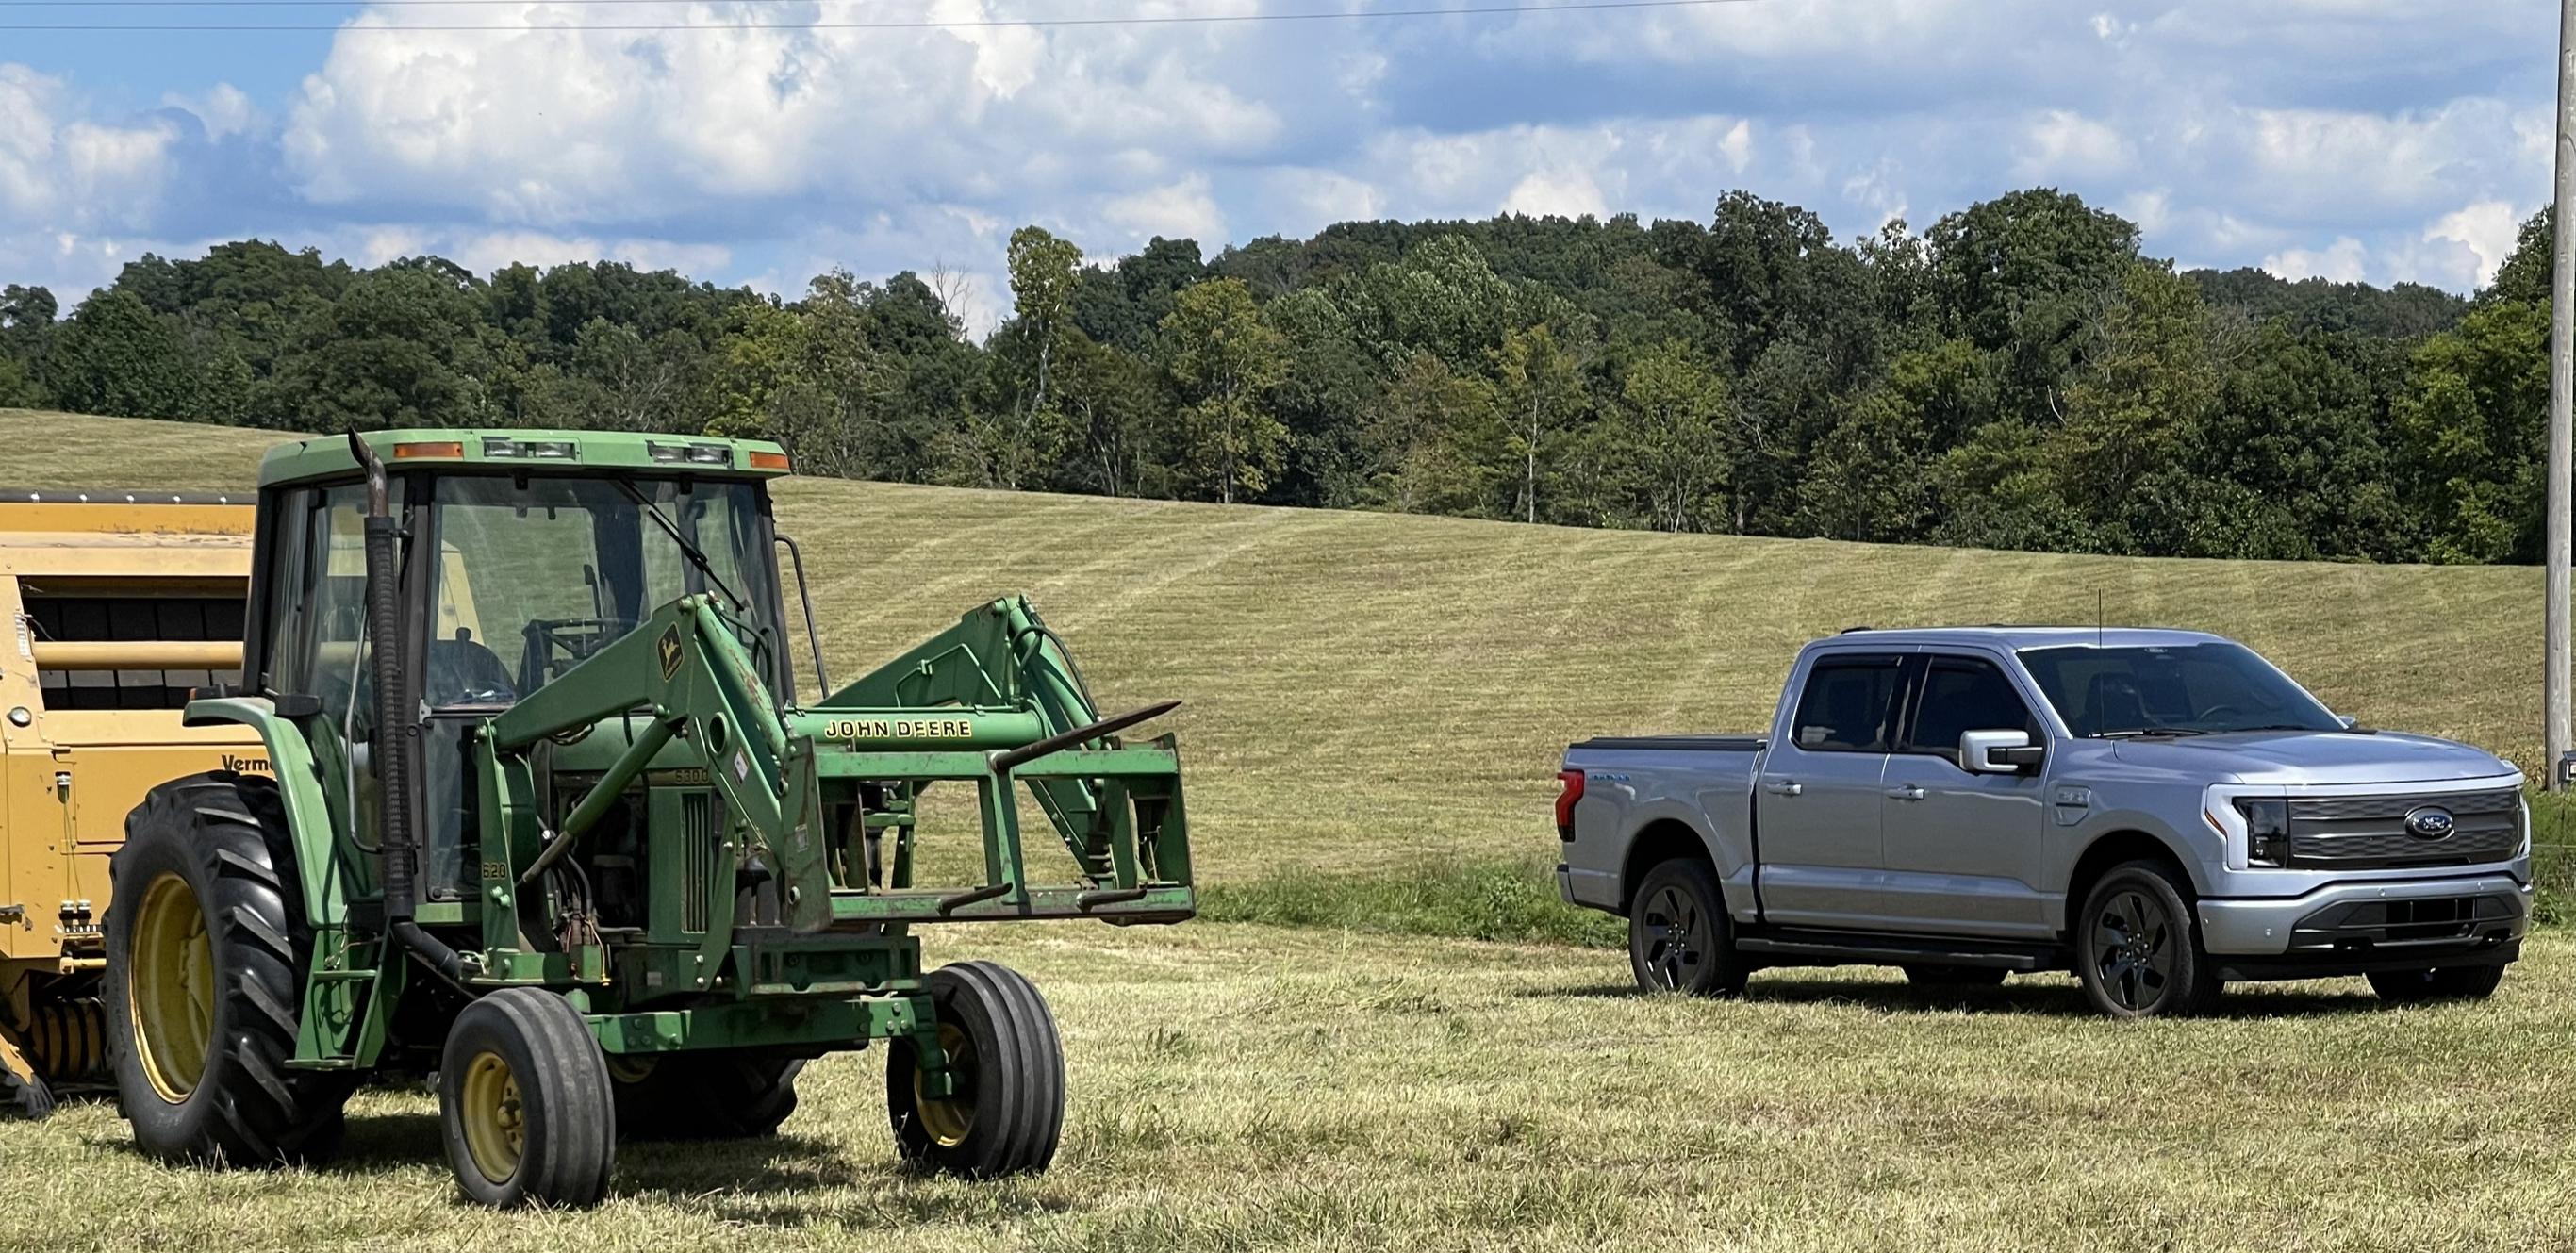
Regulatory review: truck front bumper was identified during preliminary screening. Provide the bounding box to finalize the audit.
[2195,873,2528,981]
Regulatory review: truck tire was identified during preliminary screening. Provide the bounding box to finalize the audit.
[438,987,617,1209]
[2074,861,2223,1018]
[1627,858,1747,997]
[612,1053,803,1139]
[2367,964,2505,1003]
[1903,964,2008,988]
[106,771,353,1165]
[886,961,1064,1178]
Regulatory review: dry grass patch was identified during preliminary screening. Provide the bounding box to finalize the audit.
[3,923,2571,1251]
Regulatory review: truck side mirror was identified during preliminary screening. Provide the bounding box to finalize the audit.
[1960,729,2044,775]
[2337,714,2360,731]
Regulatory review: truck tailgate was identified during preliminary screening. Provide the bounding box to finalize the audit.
[1559,736,1764,913]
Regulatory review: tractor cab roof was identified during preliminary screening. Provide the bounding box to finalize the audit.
[256,429,794,489]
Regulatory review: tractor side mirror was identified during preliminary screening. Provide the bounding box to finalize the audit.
[1961,729,2044,775]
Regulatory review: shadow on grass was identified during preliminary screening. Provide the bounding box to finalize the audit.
[620,1136,1072,1226]
[1523,975,2386,1019]
[319,1110,1069,1223]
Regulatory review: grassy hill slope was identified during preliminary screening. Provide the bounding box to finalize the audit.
[2,409,2548,891]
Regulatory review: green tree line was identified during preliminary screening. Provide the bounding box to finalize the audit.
[0,187,2556,564]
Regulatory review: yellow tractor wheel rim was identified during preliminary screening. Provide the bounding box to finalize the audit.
[912,1023,975,1148]
[128,873,215,1103]
[459,1052,526,1184]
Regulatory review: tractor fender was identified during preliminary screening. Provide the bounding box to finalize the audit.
[178,696,343,926]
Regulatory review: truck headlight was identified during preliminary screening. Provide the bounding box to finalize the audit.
[2234,798,2290,866]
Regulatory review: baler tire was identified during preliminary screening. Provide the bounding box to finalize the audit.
[106,771,352,1166]
[2,1063,54,1120]
[612,1053,803,1140]
[886,961,1065,1179]
[438,987,617,1209]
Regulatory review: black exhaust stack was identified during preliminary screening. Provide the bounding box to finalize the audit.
[347,432,465,986]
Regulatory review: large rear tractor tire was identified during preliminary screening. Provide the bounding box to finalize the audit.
[106,771,352,1164]
[438,987,617,1209]
[886,961,1065,1179]
[612,1052,803,1140]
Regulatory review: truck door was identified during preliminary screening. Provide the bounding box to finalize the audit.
[1876,652,2051,937]
[1755,651,1905,929]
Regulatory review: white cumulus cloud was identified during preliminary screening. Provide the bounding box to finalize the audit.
[0,0,2564,314]
[2424,199,2526,289]
[2262,236,2370,284]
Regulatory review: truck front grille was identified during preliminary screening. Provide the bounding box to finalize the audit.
[2287,788,2521,869]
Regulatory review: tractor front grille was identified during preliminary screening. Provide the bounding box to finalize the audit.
[682,793,715,933]
[2287,788,2521,869]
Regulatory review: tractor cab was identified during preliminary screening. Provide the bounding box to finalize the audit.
[239,432,801,904]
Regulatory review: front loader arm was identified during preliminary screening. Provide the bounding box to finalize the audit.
[487,592,1191,938]
[825,597,1127,880]
[489,596,835,932]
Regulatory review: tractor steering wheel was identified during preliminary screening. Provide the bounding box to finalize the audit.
[520,617,631,688]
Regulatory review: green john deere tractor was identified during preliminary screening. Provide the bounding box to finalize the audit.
[104,430,1192,1207]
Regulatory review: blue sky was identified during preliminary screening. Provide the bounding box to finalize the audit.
[0,0,2558,332]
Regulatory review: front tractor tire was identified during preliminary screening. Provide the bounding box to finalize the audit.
[106,772,351,1165]
[438,988,617,1209]
[886,961,1065,1179]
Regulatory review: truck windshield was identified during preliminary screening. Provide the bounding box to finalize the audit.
[423,474,776,706]
[2018,643,2339,738]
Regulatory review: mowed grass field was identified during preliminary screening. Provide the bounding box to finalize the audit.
[0,408,2554,890]
[4,924,2575,1251]
[6,408,2572,1250]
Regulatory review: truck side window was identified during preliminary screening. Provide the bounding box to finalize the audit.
[1790,656,1902,752]
[1905,656,2038,765]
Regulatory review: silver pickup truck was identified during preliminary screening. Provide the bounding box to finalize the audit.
[1555,627,2530,1017]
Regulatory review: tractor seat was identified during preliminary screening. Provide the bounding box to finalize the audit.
[427,633,519,706]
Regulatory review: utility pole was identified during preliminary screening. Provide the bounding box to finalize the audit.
[2552,0,2576,789]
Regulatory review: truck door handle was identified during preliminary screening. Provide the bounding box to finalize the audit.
[1762,780,1803,797]
[1885,784,1925,801]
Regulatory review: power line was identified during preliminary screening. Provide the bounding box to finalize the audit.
[5,0,1767,26]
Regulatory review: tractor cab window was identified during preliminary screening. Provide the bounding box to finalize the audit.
[423,475,777,708]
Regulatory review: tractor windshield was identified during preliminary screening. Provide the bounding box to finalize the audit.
[423,474,778,706]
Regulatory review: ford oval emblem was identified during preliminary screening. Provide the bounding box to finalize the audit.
[2403,806,2457,840]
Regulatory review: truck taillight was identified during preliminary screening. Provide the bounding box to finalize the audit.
[1555,769,1585,839]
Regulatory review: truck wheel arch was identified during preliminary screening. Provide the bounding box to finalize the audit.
[2064,829,2201,932]
[1619,818,1717,914]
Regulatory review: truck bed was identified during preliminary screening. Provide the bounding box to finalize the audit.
[1559,734,1766,915]
[1567,734,1766,753]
